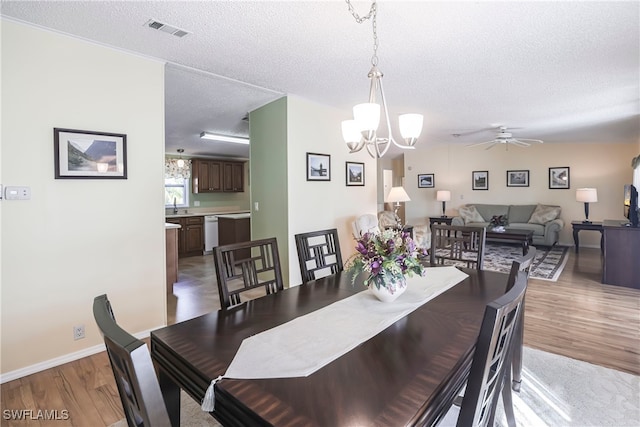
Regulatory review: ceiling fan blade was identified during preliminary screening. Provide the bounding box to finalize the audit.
[511,140,531,147]
[515,138,544,144]
[466,139,498,147]
[484,143,499,150]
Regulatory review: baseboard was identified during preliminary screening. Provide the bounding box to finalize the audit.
[0,326,162,384]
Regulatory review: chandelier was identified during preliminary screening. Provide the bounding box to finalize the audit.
[341,0,424,158]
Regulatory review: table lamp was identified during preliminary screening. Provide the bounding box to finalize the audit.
[436,190,451,217]
[576,188,597,223]
[385,186,411,227]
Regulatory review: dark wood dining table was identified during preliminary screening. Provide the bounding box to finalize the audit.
[150,268,510,427]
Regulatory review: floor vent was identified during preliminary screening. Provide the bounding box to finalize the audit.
[144,19,190,38]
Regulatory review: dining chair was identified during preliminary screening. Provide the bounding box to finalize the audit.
[213,237,284,309]
[429,225,486,269]
[92,294,172,427]
[506,246,537,393]
[295,228,344,283]
[455,267,528,427]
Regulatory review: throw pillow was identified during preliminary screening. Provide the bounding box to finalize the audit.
[459,205,485,224]
[528,204,561,225]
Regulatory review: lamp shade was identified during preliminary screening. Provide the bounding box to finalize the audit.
[399,114,424,139]
[436,190,451,202]
[353,103,381,132]
[576,188,598,203]
[385,186,411,203]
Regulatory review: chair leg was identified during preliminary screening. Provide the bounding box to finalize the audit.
[502,367,517,427]
[512,306,524,392]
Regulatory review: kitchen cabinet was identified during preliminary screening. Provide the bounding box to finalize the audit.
[223,162,244,192]
[193,160,222,193]
[165,216,204,257]
[218,215,251,258]
[192,159,244,193]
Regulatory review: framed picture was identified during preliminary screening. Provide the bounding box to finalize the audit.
[306,152,331,181]
[345,161,365,186]
[472,171,489,190]
[54,128,127,179]
[417,173,434,188]
[507,170,529,187]
[549,166,570,189]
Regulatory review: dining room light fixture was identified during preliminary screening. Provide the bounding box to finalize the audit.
[341,0,424,159]
[200,132,249,145]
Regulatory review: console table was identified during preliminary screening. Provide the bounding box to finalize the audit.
[571,221,603,253]
[602,220,640,289]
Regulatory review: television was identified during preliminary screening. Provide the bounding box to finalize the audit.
[625,184,639,227]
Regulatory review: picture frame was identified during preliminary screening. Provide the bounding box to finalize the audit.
[306,152,331,181]
[417,173,434,188]
[549,166,570,189]
[54,128,127,179]
[506,170,530,187]
[472,171,489,190]
[345,161,365,186]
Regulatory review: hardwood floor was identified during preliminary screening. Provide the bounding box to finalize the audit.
[1,247,638,426]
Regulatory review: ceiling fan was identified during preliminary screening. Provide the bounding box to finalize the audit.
[467,126,543,150]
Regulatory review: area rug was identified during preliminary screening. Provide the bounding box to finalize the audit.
[483,243,570,281]
[109,390,220,427]
[440,347,640,427]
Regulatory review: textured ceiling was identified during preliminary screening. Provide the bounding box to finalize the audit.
[2,1,639,159]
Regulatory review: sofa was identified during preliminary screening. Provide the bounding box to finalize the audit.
[451,203,564,246]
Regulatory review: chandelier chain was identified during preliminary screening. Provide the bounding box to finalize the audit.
[345,0,378,66]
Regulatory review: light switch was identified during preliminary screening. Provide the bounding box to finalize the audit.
[5,186,31,200]
[254,202,259,211]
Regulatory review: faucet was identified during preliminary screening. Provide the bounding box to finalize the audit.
[173,197,178,214]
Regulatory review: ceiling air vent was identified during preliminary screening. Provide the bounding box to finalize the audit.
[144,19,190,38]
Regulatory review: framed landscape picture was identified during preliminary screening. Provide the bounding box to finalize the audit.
[345,161,365,186]
[507,170,529,187]
[549,166,570,189]
[54,128,127,179]
[417,173,434,188]
[306,152,331,181]
[472,171,489,190]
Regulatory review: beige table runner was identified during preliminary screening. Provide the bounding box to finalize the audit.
[202,266,468,411]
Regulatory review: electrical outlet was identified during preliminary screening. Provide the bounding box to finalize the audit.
[73,324,85,340]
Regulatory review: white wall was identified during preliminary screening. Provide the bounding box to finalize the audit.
[404,142,637,247]
[286,96,377,286]
[249,96,377,287]
[1,20,166,376]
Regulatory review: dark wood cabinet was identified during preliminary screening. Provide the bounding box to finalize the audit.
[192,159,244,193]
[165,216,204,258]
[602,220,640,288]
[193,160,222,193]
[218,216,251,258]
[223,162,244,192]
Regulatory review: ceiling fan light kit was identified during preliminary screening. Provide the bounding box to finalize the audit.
[467,126,543,150]
[341,0,424,158]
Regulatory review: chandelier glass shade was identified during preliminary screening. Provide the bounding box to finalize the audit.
[342,0,424,158]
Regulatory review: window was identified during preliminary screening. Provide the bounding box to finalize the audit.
[165,177,188,207]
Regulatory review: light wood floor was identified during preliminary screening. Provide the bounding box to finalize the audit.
[2,247,638,426]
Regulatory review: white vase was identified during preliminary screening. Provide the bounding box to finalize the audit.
[369,276,407,303]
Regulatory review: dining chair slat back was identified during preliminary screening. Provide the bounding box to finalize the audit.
[295,228,343,283]
[429,225,486,270]
[506,246,537,393]
[213,237,284,309]
[456,268,528,427]
[92,294,171,427]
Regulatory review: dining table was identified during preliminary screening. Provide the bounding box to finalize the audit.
[150,267,510,427]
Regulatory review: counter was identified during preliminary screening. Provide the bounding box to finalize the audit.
[165,209,249,219]
[217,213,251,220]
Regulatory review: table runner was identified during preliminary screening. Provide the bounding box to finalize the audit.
[202,266,468,411]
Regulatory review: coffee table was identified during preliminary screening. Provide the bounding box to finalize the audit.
[485,228,534,255]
